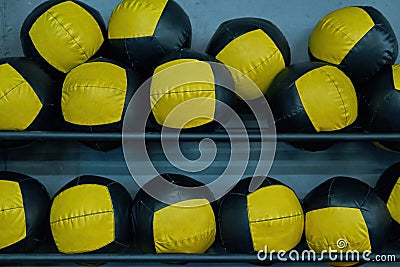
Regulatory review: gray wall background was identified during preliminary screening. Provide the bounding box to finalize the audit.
[0,1,400,265]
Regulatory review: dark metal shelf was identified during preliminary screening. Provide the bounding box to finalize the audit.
[0,131,399,142]
[0,253,397,263]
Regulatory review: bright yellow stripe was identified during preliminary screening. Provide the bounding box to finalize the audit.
[309,6,374,64]
[0,64,42,130]
[392,65,400,91]
[295,66,358,132]
[50,184,115,254]
[151,59,216,129]
[216,29,285,100]
[153,199,216,253]
[0,180,26,249]
[247,185,304,251]
[62,62,127,126]
[29,1,104,73]
[108,0,168,39]
[387,177,400,223]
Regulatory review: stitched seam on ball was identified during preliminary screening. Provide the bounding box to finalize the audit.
[64,85,126,93]
[45,10,89,60]
[327,177,335,206]
[150,89,215,97]
[235,49,280,80]
[319,68,349,125]
[0,81,26,102]
[320,20,356,43]
[0,206,24,213]
[156,228,216,244]
[124,0,164,13]
[153,37,168,56]
[249,213,303,223]
[124,39,133,63]
[50,210,113,224]
[275,106,304,123]
[369,90,396,127]
[359,186,371,209]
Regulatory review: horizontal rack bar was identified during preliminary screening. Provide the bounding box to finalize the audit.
[0,253,397,263]
[0,131,399,142]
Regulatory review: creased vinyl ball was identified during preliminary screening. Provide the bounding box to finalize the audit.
[207,18,290,101]
[132,173,216,254]
[60,57,141,151]
[309,6,398,83]
[266,62,358,151]
[0,57,56,131]
[0,171,50,253]
[108,0,192,73]
[360,64,400,152]
[149,49,236,131]
[21,0,107,75]
[375,162,400,225]
[50,175,132,254]
[304,177,391,266]
[218,177,304,253]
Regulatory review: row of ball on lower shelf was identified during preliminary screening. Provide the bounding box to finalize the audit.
[1,0,400,151]
[2,162,400,266]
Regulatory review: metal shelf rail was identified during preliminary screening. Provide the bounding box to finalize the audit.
[0,131,399,142]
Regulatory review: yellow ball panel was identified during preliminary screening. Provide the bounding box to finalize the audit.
[306,207,371,252]
[0,180,26,249]
[216,29,285,100]
[295,65,358,132]
[309,6,374,65]
[387,177,400,223]
[108,0,168,39]
[62,62,127,126]
[392,65,400,91]
[29,1,104,73]
[50,184,115,254]
[0,64,42,131]
[153,199,216,253]
[151,59,216,129]
[247,185,304,251]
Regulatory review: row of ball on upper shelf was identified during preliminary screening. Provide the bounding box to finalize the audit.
[1,163,400,266]
[1,0,400,152]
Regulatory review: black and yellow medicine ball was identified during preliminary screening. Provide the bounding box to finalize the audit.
[304,177,391,266]
[0,171,50,253]
[207,18,290,100]
[150,49,236,131]
[60,57,141,151]
[266,62,358,151]
[360,65,400,152]
[0,57,56,131]
[108,0,191,73]
[309,6,398,83]
[218,177,304,253]
[21,0,107,75]
[50,175,132,254]
[132,174,216,253]
[375,162,400,225]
